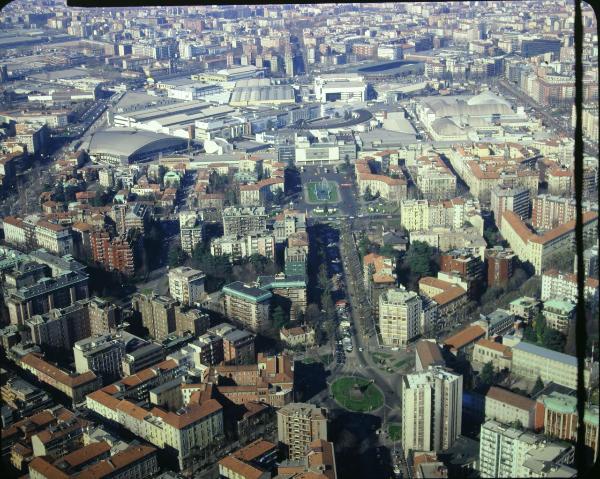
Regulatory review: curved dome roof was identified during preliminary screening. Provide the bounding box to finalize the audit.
[467,90,512,108]
[431,118,462,136]
[88,128,187,159]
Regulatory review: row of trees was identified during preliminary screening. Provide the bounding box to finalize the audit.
[522,312,567,352]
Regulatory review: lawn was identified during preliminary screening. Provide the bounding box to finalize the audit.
[330,376,384,412]
[393,358,413,370]
[388,423,402,441]
[306,181,340,203]
[371,352,392,363]
[303,354,333,366]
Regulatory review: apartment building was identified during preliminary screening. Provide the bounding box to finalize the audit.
[490,185,530,229]
[531,194,597,232]
[175,306,210,336]
[379,287,422,348]
[509,296,540,320]
[539,391,599,461]
[0,377,53,425]
[222,282,272,333]
[210,233,276,261]
[34,220,74,257]
[400,198,483,233]
[85,361,223,470]
[541,270,599,307]
[355,158,407,203]
[273,210,306,243]
[256,274,307,322]
[542,299,575,334]
[284,245,308,277]
[222,206,268,236]
[28,444,159,479]
[208,322,256,365]
[6,269,89,325]
[546,167,573,196]
[511,341,596,390]
[88,296,119,336]
[179,211,203,255]
[25,300,90,352]
[90,229,137,277]
[411,154,457,200]
[132,293,177,341]
[277,403,328,460]
[3,216,74,256]
[276,439,337,478]
[168,266,206,306]
[447,144,539,202]
[479,420,576,478]
[18,353,101,404]
[485,247,516,288]
[484,386,539,430]
[401,366,463,454]
[73,333,131,377]
[363,253,397,319]
[500,210,598,274]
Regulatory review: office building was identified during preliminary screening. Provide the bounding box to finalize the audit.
[379,287,422,348]
[168,266,206,306]
[484,386,539,430]
[277,403,328,460]
[511,341,596,390]
[121,342,166,376]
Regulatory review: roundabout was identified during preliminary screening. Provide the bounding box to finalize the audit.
[330,376,385,412]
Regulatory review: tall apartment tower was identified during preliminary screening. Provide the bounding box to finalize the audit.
[168,266,206,306]
[277,402,328,460]
[491,185,530,229]
[379,287,422,347]
[132,293,177,341]
[401,366,463,454]
[179,211,203,255]
[89,297,119,336]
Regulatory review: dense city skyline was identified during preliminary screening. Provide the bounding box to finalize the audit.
[0,2,598,479]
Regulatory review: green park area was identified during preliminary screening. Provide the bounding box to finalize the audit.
[306,180,340,204]
[330,376,384,412]
[388,423,402,441]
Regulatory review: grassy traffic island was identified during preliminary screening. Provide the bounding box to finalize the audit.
[305,180,341,204]
[330,376,384,412]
